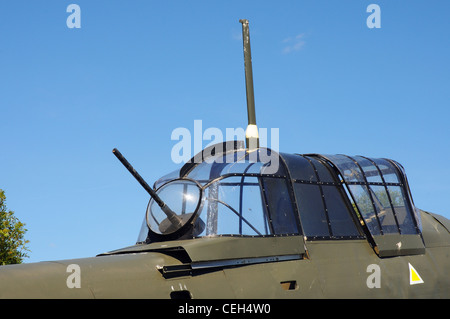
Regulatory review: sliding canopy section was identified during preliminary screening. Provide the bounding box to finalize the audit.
[317,154,425,257]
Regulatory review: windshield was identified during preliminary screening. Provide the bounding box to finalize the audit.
[137,148,300,243]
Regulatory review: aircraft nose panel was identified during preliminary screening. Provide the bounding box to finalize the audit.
[0,252,180,298]
[0,261,93,298]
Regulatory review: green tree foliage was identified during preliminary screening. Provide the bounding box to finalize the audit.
[0,189,30,265]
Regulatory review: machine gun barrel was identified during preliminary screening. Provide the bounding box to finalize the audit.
[112,148,182,228]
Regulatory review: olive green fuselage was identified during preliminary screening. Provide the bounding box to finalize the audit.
[0,211,448,299]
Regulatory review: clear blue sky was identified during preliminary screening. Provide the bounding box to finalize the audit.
[1,1,449,263]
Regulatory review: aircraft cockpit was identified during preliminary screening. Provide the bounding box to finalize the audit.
[137,141,424,258]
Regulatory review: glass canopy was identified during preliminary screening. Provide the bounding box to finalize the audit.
[137,142,424,256]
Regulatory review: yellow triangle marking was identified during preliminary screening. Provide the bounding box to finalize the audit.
[409,263,424,285]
